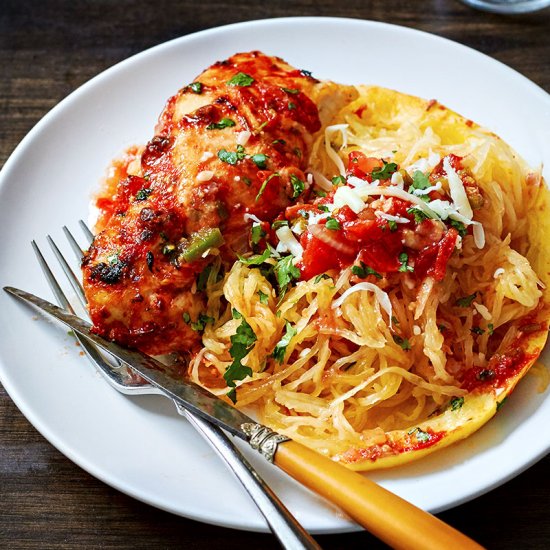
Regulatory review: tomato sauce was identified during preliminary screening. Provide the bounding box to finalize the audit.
[341,428,446,464]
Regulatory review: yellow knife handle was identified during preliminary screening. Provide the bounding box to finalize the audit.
[274,440,484,550]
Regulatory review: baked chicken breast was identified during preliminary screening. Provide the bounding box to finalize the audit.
[82,51,356,356]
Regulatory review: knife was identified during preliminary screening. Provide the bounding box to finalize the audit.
[4,286,483,550]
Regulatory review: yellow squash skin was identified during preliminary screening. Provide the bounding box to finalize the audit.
[334,87,550,471]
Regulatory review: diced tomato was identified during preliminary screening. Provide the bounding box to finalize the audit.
[342,218,383,242]
[335,205,357,224]
[383,198,410,218]
[415,228,458,281]
[358,243,402,273]
[298,230,353,280]
[431,228,458,280]
[346,151,383,180]
[284,204,318,219]
[344,217,403,273]
[430,154,463,182]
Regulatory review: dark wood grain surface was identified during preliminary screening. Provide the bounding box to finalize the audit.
[1,1,549,548]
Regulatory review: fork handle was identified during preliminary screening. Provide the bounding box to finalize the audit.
[175,404,321,550]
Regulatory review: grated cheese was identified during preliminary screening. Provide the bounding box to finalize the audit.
[324,124,348,176]
[332,282,392,321]
[309,169,333,191]
[236,131,251,147]
[444,156,473,220]
[375,211,410,224]
[275,225,304,259]
[390,171,405,188]
[196,170,214,182]
[200,151,214,162]
[333,186,366,214]
[244,213,264,224]
[411,181,442,197]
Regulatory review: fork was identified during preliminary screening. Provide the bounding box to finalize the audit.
[33,222,321,550]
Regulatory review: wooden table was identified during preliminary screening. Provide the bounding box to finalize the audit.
[1,1,549,548]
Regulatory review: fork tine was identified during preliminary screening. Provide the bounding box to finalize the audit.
[33,239,130,385]
[59,227,126,371]
[63,225,86,261]
[32,240,74,313]
[79,219,94,245]
[47,235,87,310]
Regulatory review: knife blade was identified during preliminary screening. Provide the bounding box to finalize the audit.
[4,285,256,440]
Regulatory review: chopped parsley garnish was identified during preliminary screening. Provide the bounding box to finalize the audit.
[272,139,286,145]
[331,175,346,186]
[290,174,305,199]
[393,334,411,351]
[391,315,400,326]
[282,87,300,94]
[449,219,468,237]
[190,313,214,332]
[387,220,398,232]
[106,252,120,266]
[274,255,300,297]
[135,188,152,201]
[256,172,280,201]
[371,161,398,181]
[314,273,331,284]
[288,102,296,110]
[227,72,254,87]
[238,248,271,265]
[188,82,203,94]
[455,292,477,307]
[407,207,429,224]
[351,261,382,280]
[450,396,464,411]
[314,189,327,198]
[488,323,494,336]
[251,153,268,169]
[408,427,431,443]
[182,312,191,324]
[272,321,297,363]
[325,217,341,231]
[206,118,236,130]
[242,177,252,186]
[471,326,485,335]
[272,219,289,230]
[224,310,257,403]
[410,170,431,192]
[250,224,266,246]
[217,145,246,165]
[398,252,414,273]
[258,290,269,304]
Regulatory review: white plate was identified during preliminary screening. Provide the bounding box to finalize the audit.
[0,17,549,534]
